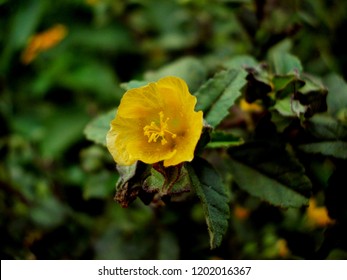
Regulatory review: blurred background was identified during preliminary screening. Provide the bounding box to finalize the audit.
[1,0,347,259]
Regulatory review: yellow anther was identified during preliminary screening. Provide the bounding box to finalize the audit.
[143,112,176,145]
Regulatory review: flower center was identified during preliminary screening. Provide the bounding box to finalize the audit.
[143,111,177,145]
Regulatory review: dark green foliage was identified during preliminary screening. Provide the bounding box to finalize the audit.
[2,0,347,260]
[188,158,230,249]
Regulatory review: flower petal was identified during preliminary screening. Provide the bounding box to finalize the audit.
[106,76,203,167]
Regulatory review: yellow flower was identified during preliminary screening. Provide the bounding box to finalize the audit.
[107,76,203,167]
[307,198,335,227]
[21,24,67,64]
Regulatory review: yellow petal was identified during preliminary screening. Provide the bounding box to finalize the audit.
[106,76,203,167]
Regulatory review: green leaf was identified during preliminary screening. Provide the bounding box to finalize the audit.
[228,142,311,207]
[272,97,296,117]
[58,60,122,102]
[187,157,230,249]
[195,68,247,127]
[116,163,139,187]
[271,110,294,133]
[293,75,327,117]
[194,122,213,154]
[223,55,258,69]
[272,74,305,99]
[144,56,207,93]
[326,249,347,260]
[0,0,45,72]
[84,171,118,199]
[324,74,347,117]
[306,115,347,140]
[84,109,116,146]
[121,80,148,91]
[299,141,347,159]
[270,51,303,75]
[143,164,191,196]
[207,131,244,148]
[41,108,90,159]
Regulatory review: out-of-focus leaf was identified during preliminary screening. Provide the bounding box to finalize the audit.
[84,171,118,199]
[158,231,180,260]
[223,55,258,69]
[228,142,311,207]
[207,131,244,148]
[121,80,148,91]
[299,141,347,159]
[30,197,66,229]
[57,60,122,102]
[300,74,326,93]
[195,68,247,127]
[270,51,303,75]
[144,57,207,93]
[324,74,347,117]
[305,115,347,140]
[84,110,116,146]
[326,249,347,260]
[41,108,90,159]
[187,157,230,249]
[69,25,135,53]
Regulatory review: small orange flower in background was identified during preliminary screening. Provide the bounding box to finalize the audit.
[233,204,250,220]
[307,198,335,227]
[239,98,263,113]
[107,76,203,167]
[21,24,67,64]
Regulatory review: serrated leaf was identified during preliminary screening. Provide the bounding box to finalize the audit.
[306,115,347,140]
[187,157,230,249]
[84,109,116,146]
[229,158,309,208]
[228,142,311,207]
[299,141,347,159]
[195,68,247,127]
[144,56,207,93]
